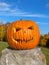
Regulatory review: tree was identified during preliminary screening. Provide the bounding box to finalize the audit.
[0,25,5,41]
[39,33,49,47]
[46,39,49,48]
[0,21,10,41]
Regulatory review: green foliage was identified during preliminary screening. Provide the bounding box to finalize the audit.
[0,23,10,41]
[0,25,5,41]
[39,33,49,47]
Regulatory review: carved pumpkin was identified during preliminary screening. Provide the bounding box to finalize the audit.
[7,20,40,49]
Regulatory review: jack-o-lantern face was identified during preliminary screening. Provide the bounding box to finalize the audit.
[7,20,40,49]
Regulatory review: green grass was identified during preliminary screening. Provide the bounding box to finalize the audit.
[0,41,49,65]
[41,47,49,65]
[0,41,8,57]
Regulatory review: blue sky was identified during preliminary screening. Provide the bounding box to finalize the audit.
[0,0,49,35]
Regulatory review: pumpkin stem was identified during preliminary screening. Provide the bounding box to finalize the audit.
[20,19,22,20]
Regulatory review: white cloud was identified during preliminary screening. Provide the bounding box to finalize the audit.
[0,12,49,18]
[0,2,9,7]
[45,3,49,8]
[0,7,9,12]
[0,2,10,11]
[0,2,49,18]
[0,2,26,14]
[0,2,27,15]
[15,14,49,18]
[36,22,49,25]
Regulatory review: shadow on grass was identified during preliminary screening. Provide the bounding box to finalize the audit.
[46,39,49,48]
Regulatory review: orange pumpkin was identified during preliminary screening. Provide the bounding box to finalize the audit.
[7,20,40,50]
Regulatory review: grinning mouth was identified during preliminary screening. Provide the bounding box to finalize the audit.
[14,37,33,43]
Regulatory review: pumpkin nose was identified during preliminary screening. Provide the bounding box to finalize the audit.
[24,30,26,33]
[24,29,27,33]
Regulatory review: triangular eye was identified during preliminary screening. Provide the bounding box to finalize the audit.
[16,27,21,31]
[28,26,34,30]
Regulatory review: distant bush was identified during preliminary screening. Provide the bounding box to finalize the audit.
[0,23,10,42]
[39,33,49,47]
[46,39,49,47]
[0,25,5,41]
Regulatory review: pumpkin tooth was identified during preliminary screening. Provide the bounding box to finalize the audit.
[26,40,27,42]
[16,41,18,43]
[15,38,33,43]
[23,39,25,41]
[30,36,32,39]
[32,37,33,39]
[21,40,22,43]
[20,41,21,44]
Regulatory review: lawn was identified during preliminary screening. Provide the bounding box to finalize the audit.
[0,41,49,65]
[0,41,8,57]
[41,47,49,65]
